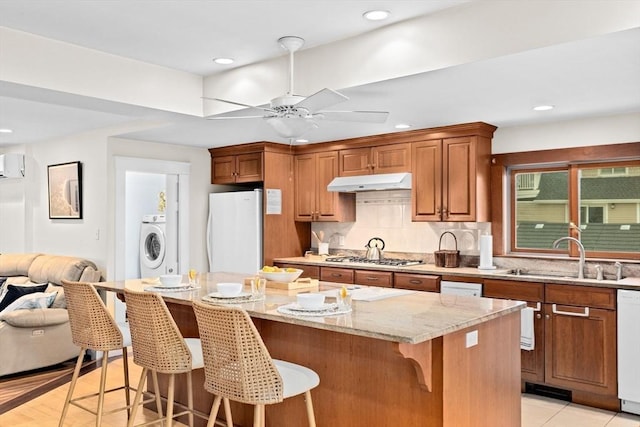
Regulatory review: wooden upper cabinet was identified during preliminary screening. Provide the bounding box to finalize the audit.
[339,143,411,176]
[294,151,355,222]
[211,152,263,184]
[412,135,491,222]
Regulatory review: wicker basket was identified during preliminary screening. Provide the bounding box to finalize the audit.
[434,231,460,268]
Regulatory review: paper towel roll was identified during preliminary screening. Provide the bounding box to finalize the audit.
[479,235,494,269]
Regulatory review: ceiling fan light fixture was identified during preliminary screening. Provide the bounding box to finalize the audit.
[363,10,390,21]
[265,116,318,139]
[213,57,234,65]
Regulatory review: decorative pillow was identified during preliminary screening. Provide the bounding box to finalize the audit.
[0,291,57,318]
[0,277,8,303]
[0,284,48,312]
[45,284,66,309]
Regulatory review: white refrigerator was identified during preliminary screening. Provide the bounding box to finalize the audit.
[207,189,263,274]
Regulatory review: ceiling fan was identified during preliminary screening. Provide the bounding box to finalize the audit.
[203,36,389,139]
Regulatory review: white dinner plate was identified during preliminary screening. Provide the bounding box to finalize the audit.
[284,302,338,313]
[206,292,251,299]
[156,283,191,289]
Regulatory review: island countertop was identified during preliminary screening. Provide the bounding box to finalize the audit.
[93,271,524,345]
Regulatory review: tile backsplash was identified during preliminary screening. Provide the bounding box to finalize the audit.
[311,190,491,256]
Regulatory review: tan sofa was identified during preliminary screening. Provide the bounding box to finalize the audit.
[0,253,102,377]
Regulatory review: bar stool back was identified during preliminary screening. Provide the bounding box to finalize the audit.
[59,279,133,427]
[123,289,204,427]
[192,301,319,427]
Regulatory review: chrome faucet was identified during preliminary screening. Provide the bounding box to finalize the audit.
[615,262,623,281]
[552,236,586,279]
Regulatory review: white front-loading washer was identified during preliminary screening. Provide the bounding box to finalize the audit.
[139,214,167,278]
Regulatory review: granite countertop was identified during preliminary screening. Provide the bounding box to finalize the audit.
[93,272,524,345]
[274,256,640,290]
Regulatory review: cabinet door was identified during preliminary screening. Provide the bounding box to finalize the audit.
[544,303,617,396]
[373,143,411,174]
[443,137,476,221]
[412,140,442,221]
[394,273,440,292]
[316,151,341,220]
[339,147,371,176]
[294,154,316,221]
[320,267,354,284]
[354,270,393,288]
[212,155,237,184]
[235,153,263,183]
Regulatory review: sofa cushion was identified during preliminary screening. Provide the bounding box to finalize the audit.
[1,308,69,327]
[46,284,67,309]
[0,284,48,312]
[0,253,41,277]
[28,255,98,285]
[0,291,58,317]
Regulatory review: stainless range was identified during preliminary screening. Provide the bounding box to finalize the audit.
[325,256,424,267]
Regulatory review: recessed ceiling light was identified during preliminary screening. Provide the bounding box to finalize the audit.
[395,124,411,129]
[533,105,554,111]
[0,128,13,133]
[213,57,234,65]
[295,139,309,143]
[363,10,390,21]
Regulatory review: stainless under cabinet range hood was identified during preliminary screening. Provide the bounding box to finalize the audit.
[327,172,412,192]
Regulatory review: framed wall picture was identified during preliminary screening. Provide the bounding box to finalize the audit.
[47,161,82,219]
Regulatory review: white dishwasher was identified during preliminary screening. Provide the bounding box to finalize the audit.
[440,280,482,297]
[618,289,640,415]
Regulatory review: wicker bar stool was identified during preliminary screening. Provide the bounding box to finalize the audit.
[123,288,205,427]
[192,301,319,427]
[59,280,134,427]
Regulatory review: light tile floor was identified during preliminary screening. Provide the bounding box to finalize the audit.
[522,394,640,427]
[2,356,640,426]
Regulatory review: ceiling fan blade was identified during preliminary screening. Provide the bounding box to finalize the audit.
[202,96,276,113]
[295,88,348,113]
[315,110,389,123]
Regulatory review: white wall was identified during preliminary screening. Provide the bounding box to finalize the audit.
[492,112,640,153]
[0,145,27,252]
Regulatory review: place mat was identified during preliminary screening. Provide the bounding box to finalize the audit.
[201,293,265,305]
[144,284,200,292]
[277,303,352,317]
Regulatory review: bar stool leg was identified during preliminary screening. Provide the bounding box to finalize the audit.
[166,373,175,427]
[95,353,110,427]
[223,398,233,427]
[206,396,222,427]
[186,371,194,427]
[127,367,148,427]
[253,404,263,427]
[151,370,164,419]
[304,391,316,427]
[58,348,87,427]
[122,348,131,419]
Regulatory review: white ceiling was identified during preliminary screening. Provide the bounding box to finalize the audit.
[0,1,639,148]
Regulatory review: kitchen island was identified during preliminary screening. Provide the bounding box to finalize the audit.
[95,272,525,427]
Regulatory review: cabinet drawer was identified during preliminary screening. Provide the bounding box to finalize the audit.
[320,267,354,284]
[354,270,393,288]
[545,284,615,310]
[394,273,440,292]
[273,263,319,280]
[483,279,544,302]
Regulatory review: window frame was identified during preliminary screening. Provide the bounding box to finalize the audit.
[491,142,640,261]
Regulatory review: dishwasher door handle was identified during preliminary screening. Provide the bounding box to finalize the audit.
[552,304,590,318]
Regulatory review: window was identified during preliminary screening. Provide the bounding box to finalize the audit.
[510,161,640,259]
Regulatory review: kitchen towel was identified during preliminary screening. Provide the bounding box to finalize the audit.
[520,307,535,351]
[478,234,495,269]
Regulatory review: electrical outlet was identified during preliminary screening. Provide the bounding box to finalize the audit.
[338,235,345,246]
[466,330,478,348]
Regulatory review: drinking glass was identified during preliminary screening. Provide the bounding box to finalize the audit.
[251,277,267,298]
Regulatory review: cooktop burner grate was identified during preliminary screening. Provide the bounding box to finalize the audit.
[325,256,423,266]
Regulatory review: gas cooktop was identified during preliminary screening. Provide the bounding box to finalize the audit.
[325,256,424,266]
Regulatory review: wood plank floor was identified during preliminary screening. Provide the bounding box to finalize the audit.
[0,356,190,427]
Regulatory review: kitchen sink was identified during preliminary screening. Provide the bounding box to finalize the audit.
[507,269,578,279]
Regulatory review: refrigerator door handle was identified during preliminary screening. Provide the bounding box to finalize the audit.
[206,200,213,271]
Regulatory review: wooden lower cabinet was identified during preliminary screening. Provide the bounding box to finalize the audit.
[483,280,618,410]
[354,270,393,287]
[394,273,440,292]
[320,267,354,284]
[483,279,545,383]
[544,285,617,405]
